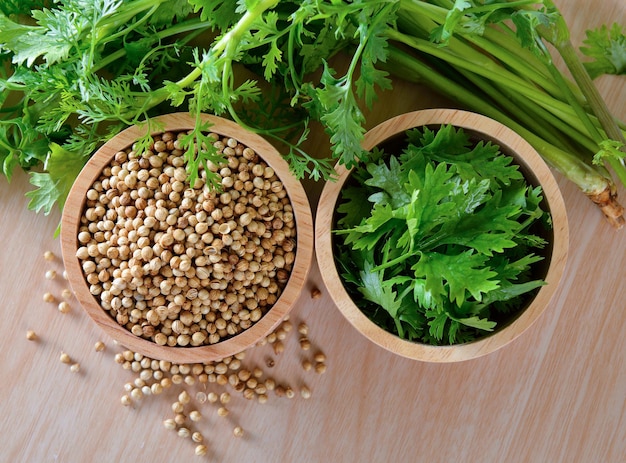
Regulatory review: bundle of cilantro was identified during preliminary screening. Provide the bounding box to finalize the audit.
[334,124,551,345]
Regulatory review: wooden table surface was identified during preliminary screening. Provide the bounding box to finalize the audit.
[1,2,624,462]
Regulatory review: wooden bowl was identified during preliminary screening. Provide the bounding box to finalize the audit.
[315,109,569,362]
[61,113,313,363]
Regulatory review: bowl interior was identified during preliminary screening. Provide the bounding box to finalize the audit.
[61,113,314,363]
[316,109,568,362]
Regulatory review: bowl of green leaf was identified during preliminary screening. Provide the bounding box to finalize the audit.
[315,109,568,362]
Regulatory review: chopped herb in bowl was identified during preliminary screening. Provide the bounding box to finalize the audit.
[333,123,552,346]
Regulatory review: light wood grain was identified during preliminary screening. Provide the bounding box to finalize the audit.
[1,1,624,462]
[315,109,569,362]
[60,113,313,363]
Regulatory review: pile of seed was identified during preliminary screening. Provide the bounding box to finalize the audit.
[114,315,327,456]
[75,131,297,347]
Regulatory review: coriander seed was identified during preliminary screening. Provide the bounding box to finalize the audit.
[195,445,207,456]
[315,362,327,374]
[43,292,56,303]
[45,269,57,280]
[299,337,311,351]
[163,419,176,430]
[300,385,312,399]
[233,426,244,438]
[58,301,71,314]
[94,341,106,352]
[26,330,37,341]
[189,410,202,422]
[44,251,55,261]
[60,352,71,364]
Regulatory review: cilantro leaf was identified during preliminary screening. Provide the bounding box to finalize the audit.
[580,23,626,79]
[25,142,87,215]
[411,250,500,308]
[334,124,551,345]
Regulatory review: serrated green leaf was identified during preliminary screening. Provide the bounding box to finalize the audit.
[580,23,626,79]
[412,250,500,307]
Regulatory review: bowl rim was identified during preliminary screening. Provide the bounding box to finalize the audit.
[315,108,569,362]
[60,112,313,363]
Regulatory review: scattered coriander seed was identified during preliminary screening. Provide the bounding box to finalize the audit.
[219,392,231,404]
[189,410,202,422]
[94,341,106,352]
[207,392,218,403]
[121,395,132,406]
[315,362,327,374]
[314,352,326,363]
[179,390,191,405]
[196,392,207,404]
[300,385,312,399]
[297,322,308,336]
[195,445,208,456]
[257,394,268,404]
[130,387,143,400]
[217,406,229,417]
[264,378,276,391]
[44,251,55,261]
[163,418,176,430]
[301,359,312,371]
[62,271,69,280]
[299,337,311,351]
[285,386,295,399]
[192,432,204,443]
[178,427,191,439]
[172,401,184,414]
[45,269,57,280]
[233,426,244,438]
[311,287,322,299]
[151,383,163,395]
[61,288,73,299]
[43,292,56,303]
[274,385,286,397]
[273,340,284,355]
[26,330,37,341]
[70,363,80,373]
[58,301,71,314]
[174,414,186,426]
[60,352,71,364]
[265,357,275,368]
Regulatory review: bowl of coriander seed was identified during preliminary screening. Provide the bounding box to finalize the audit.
[61,113,313,363]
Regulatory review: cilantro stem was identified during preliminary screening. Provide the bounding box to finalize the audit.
[384,46,612,196]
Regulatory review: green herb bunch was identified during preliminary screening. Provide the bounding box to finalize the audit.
[334,125,551,345]
[0,0,624,229]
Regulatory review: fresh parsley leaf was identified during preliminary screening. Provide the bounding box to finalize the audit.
[334,125,552,345]
[580,23,626,79]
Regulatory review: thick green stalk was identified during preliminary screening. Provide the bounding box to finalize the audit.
[387,28,600,151]
[384,46,611,194]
